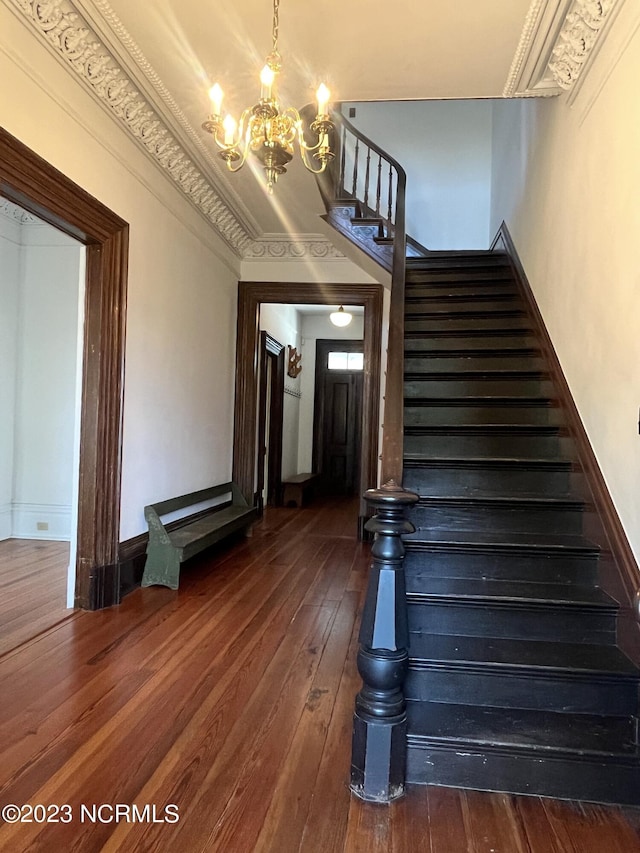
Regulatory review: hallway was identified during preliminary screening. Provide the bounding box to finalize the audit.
[0,499,639,851]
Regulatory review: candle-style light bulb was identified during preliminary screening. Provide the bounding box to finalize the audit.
[260,65,275,100]
[222,114,236,145]
[209,83,223,116]
[316,83,330,116]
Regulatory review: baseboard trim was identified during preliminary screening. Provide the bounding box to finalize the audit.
[492,222,640,662]
[118,532,148,600]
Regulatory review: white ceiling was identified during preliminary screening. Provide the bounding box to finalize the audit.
[81,0,537,242]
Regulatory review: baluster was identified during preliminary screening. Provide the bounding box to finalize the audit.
[363,147,371,211]
[350,480,419,803]
[375,156,382,218]
[352,138,360,198]
[387,164,393,227]
[339,126,347,197]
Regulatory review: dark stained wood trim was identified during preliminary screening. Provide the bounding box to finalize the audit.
[118,532,148,563]
[234,282,383,521]
[0,126,128,611]
[256,332,285,511]
[492,222,640,662]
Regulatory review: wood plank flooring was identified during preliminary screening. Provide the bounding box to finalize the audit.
[0,539,72,656]
[0,500,639,852]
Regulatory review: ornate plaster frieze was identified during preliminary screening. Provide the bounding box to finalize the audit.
[0,198,37,225]
[547,0,615,89]
[244,236,345,260]
[504,0,622,98]
[10,0,254,255]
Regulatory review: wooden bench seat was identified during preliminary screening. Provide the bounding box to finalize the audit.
[141,482,257,589]
[282,473,319,507]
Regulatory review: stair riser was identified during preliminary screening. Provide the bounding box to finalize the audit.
[405,744,640,806]
[406,270,512,282]
[405,299,523,315]
[403,549,599,586]
[404,433,570,458]
[404,668,639,716]
[407,602,615,644]
[404,405,562,426]
[403,464,571,497]
[405,356,545,373]
[405,318,533,333]
[407,504,583,536]
[405,380,553,398]
[405,284,518,299]
[405,334,540,351]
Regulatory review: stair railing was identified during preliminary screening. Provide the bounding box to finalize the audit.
[316,109,407,484]
[310,108,418,802]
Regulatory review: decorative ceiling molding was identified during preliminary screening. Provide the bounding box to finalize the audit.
[0,198,37,225]
[244,235,346,261]
[548,0,616,90]
[504,0,622,98]
[10,0,255,256]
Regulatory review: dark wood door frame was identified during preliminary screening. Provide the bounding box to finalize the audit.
[234,281,383,523]
[0,127,128,610]
[256,332,285,511]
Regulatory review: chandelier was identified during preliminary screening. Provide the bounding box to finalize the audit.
[202,0,335,193]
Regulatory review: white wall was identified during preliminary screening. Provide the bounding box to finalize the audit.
[260,304,302,480]
[14,221,81,539]
[0,4,241,541]
[298,313,365,472]
[0,216,20,540]
[490,3,640,563]
[346,100,494,251]
[0,213,80,541]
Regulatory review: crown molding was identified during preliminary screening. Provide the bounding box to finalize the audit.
[504,0,622,98]
[0,197,37,225]
[244,234,346,261]
[9,0,256,255]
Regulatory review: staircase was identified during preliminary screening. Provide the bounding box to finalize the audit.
[400,251,640,805]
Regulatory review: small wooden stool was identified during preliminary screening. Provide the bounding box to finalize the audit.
[282,473,319,507]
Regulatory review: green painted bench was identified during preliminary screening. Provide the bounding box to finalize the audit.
[141,482,257,590]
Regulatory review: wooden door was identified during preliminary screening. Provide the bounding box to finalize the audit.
[313,340,364,496]
[321,371,363,494]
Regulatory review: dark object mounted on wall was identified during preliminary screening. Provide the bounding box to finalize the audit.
[288,345,302,378]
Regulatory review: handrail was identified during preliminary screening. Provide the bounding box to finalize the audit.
[310,108,416,804]
[313,107,407,485]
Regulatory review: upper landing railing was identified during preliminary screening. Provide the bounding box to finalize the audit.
[316,109,409,485]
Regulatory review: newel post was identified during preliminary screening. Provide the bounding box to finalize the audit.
[350,480,419,802]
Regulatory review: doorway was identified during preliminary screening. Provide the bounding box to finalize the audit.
[233,281,383,531]
[0,127,128,611]
[0,200,85,651]
[313,340,364,496]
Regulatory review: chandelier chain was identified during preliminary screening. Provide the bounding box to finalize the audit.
[272,0,280,53]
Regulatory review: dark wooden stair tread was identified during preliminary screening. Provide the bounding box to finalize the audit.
[404,456,572,469]
[413,494,582,508]
[406,702,639,758]
[405,424,563,434]
[404,527,598,555]
[405,347,543,358]
[406,577,616,610]
[408,633,640,678]
[404,396,558,407]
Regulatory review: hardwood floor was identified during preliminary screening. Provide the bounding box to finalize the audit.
[0,539,72,657]
[0,500,639,852]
